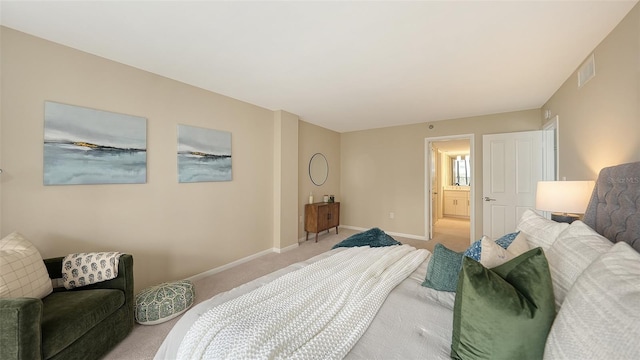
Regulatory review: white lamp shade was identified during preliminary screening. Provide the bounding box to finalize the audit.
[536,181,595,214]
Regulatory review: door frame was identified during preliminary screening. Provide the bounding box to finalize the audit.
[425,134,475,243]
[540,115,560,220]
[543,115,559,181]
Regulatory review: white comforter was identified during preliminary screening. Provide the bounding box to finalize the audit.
[156,245,455,360]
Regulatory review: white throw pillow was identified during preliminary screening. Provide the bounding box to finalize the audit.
[479,235,529,268]
[516,209,569,250]
[545,220,613,309]
[544,242,640,360]
[0,232,53,299]
[479,236,513,268]
[506,232,530,256]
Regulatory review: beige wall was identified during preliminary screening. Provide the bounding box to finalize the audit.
[544,3,640,180]
[340,110,541,240]
[0,27,298,292]
[298,121,341,240]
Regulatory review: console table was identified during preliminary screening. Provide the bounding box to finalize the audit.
[305,202,340,242]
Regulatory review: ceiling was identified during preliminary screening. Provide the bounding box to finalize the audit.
[1,1,637,133]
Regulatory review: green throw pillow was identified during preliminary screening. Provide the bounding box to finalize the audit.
[422,243,464,292]
[451,247,555,360]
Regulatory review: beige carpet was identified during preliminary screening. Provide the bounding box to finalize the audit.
[104,225,470,359]
[432,217,472,251]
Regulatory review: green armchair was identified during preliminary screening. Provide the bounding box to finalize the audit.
[0,254,134,360]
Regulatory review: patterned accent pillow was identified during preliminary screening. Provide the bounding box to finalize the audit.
[463,239,482,261]
[0,232,53,299]
[494,231,520,249]
[62,252,122,289]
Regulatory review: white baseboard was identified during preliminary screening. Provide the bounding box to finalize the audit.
[340,225,428,241]
[273,242,299,254]
[187,246,281,283]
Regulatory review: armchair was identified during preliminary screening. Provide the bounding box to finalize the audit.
[0,254,134,360]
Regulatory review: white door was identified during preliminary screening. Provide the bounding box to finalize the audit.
[483,131,543,238]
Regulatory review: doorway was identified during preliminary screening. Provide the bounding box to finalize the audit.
[425,135,474,248]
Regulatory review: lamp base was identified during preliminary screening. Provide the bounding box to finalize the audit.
[551,213,579,224]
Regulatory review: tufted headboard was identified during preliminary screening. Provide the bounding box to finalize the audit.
[583,161,640,252]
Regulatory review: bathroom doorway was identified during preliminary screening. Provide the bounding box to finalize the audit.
[425,135,474,249]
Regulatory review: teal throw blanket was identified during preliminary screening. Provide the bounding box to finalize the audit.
[332,228,401,249]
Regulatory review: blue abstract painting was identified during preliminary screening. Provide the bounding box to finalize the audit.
[43,101,147,185]
[177,125,232,183]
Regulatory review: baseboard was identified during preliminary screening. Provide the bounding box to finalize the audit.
[186,248,275,283]
[187,240,302,282]
[273,242,299,254]
[340,225,428,241]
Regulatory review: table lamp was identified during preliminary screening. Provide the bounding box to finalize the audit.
[535,180,595,223]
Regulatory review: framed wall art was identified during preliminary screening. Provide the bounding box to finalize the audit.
[177,124,232,183]
[43,101,147,185]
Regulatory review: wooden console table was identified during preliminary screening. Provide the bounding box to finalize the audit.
[305,202,340,242]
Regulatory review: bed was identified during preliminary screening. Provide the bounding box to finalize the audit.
[155,161,640,360]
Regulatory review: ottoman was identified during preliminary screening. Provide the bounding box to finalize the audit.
[135,279,195,325]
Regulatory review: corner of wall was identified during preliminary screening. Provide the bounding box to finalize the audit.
[273,110,300,249]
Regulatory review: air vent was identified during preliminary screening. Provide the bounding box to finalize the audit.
[578,53,595,88]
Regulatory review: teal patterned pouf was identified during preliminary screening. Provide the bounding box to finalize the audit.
[135,279,195,325]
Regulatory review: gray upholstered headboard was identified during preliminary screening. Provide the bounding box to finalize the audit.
[583,161,640,252]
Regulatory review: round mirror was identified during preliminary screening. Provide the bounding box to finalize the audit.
[309,153,328,186]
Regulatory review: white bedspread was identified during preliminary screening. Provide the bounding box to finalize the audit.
[156,245,455,360]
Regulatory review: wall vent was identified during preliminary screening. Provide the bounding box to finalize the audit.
[578,53,595,88]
